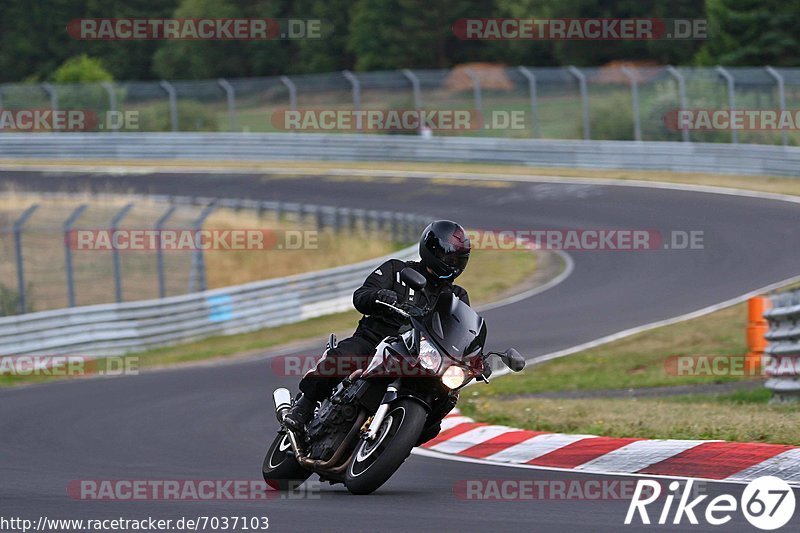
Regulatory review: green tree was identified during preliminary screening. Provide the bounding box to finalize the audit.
[695,0,800,66]
[52,55,113,83]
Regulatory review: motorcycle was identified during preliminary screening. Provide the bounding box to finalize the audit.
[262,267,526,495]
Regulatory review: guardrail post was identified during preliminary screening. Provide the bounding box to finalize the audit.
[402,69,423,112]
[63,204,88,307]
[110,203,134,303]
[765,67,788,146]
[217,78,237,132]
[465,70,484,130]
[666,66,690,143]
[567,66,590,140]
[280,76,297,111]
[189,200,217,293]
[621,66,642,141]
[159,80,179,132]
[100,82,118,132]
[13,205,39,314]
[155,204,177,299]
[517,67,541,138]
[716,66,737,144]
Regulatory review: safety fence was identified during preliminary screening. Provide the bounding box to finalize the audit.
[2,66,800,145]
[764,289,800,403]
[0,191,428,316]
[0,243,418,357]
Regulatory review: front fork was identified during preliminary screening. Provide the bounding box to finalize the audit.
[363,379,401,441]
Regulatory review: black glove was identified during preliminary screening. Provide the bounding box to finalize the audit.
[375,289,398,307]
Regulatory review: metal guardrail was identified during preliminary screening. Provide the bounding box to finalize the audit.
[764,289,800,402]
[1,132,800,176]
[0,244,418,357]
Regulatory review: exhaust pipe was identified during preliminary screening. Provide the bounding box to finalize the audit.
[273,388,292,422]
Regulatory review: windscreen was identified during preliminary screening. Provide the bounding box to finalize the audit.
[424,293,486,359]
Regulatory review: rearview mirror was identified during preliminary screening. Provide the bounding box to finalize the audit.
[499,348,525,372]
[400,267,427,291]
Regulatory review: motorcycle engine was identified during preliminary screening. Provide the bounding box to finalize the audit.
[306,385,361,462]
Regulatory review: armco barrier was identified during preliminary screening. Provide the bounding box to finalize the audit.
[0,245,417,357]
[1,133,800,176]
[764,289,800,402]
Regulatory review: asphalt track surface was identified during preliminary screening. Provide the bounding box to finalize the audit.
[2,170,800,532]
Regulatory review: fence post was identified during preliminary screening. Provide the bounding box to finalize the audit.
[155,204,177,299]
[100,82,118,132]
[217,78,237,132]
[402,69,423,112]
[41,83,58,133]
[110,203,134,303]
[63,204,88,308]
[765,66,788,147]
[567,66,590,140]
[621,66,642,141]
[13,205,39,314]
[189,200,217,293]
[716,66,737,144]
[280,76,297,111]
[666,66,690,143]
[465,70,483,130]
[159,80,179,132]
[517,67,541,138]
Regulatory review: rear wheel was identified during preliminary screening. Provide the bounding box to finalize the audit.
[345,398,427,495]
[262,432,311,491]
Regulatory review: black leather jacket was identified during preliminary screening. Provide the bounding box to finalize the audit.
[352,259,470,340]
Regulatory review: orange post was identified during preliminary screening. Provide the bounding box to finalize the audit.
[746,296,771,375]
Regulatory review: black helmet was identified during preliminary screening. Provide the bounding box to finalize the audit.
[419,220,471,280]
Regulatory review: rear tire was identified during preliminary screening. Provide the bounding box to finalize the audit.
[262,432,311,491]
[344,398,427,495]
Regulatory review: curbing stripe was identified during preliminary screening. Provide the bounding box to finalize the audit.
[423,410,800,486]
[527,436,643,469]
[640,441,796,480]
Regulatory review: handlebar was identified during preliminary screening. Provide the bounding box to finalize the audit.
[375,299,411,318]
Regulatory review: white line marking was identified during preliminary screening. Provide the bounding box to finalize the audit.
[439,416,474,432]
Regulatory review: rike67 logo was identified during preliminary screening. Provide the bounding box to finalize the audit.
[626,477,796,530]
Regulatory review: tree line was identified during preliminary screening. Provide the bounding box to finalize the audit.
[1,0,797,83]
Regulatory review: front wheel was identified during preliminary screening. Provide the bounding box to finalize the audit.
[345,398,427,495]
[262,432,311,491]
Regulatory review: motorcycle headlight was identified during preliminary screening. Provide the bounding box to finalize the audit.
[441,365,468,389]
[418,337,442,372]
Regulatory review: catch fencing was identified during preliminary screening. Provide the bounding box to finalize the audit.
[764,289,800,402]
[0,192,428,316]
[2,66,800,145]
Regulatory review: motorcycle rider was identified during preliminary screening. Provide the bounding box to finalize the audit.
[283,220,471,436]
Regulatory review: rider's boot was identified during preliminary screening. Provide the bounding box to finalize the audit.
[283,393,316,433]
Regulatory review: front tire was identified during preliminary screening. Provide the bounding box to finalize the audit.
[345,398,427,495]
[262,432,311,491]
